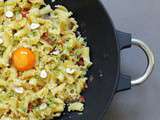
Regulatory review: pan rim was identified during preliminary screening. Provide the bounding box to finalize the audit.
[96,1,120,120]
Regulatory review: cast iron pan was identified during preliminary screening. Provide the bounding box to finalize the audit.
[44,0,155,120]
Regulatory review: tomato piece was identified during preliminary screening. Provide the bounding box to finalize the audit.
[79,96,85,103]
[21,10,29,17]
[12,48,36,71]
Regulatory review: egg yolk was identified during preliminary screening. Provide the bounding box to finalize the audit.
[12,48,36,71]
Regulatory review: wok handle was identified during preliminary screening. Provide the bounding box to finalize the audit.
[116,31,155,92]
[116,30,131,50]
[131,39,155,86]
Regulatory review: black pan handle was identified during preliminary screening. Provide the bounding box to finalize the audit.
[116,30,132,50]
[116,31,155,92]
[116,31,132,92]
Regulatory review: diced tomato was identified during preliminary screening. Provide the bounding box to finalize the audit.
[79,96,85,103]
[76,57,85,66]
[27,102,33,113]
[41,32,55,45]
[41,32,48,39]
[21,10,29,17]
[27,98,43,113]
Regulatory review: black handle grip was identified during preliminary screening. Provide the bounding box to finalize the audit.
[116,74,131,92]
[116,30,132,92]
[116,30,132,50]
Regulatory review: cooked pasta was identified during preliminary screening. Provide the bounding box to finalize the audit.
[0,0,92,120]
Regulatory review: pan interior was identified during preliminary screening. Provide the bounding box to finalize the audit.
[45,0,120,120]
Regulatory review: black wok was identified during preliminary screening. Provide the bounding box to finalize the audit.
[45,0,155,120]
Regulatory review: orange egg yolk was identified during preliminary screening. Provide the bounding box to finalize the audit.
[12,48,36,71]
